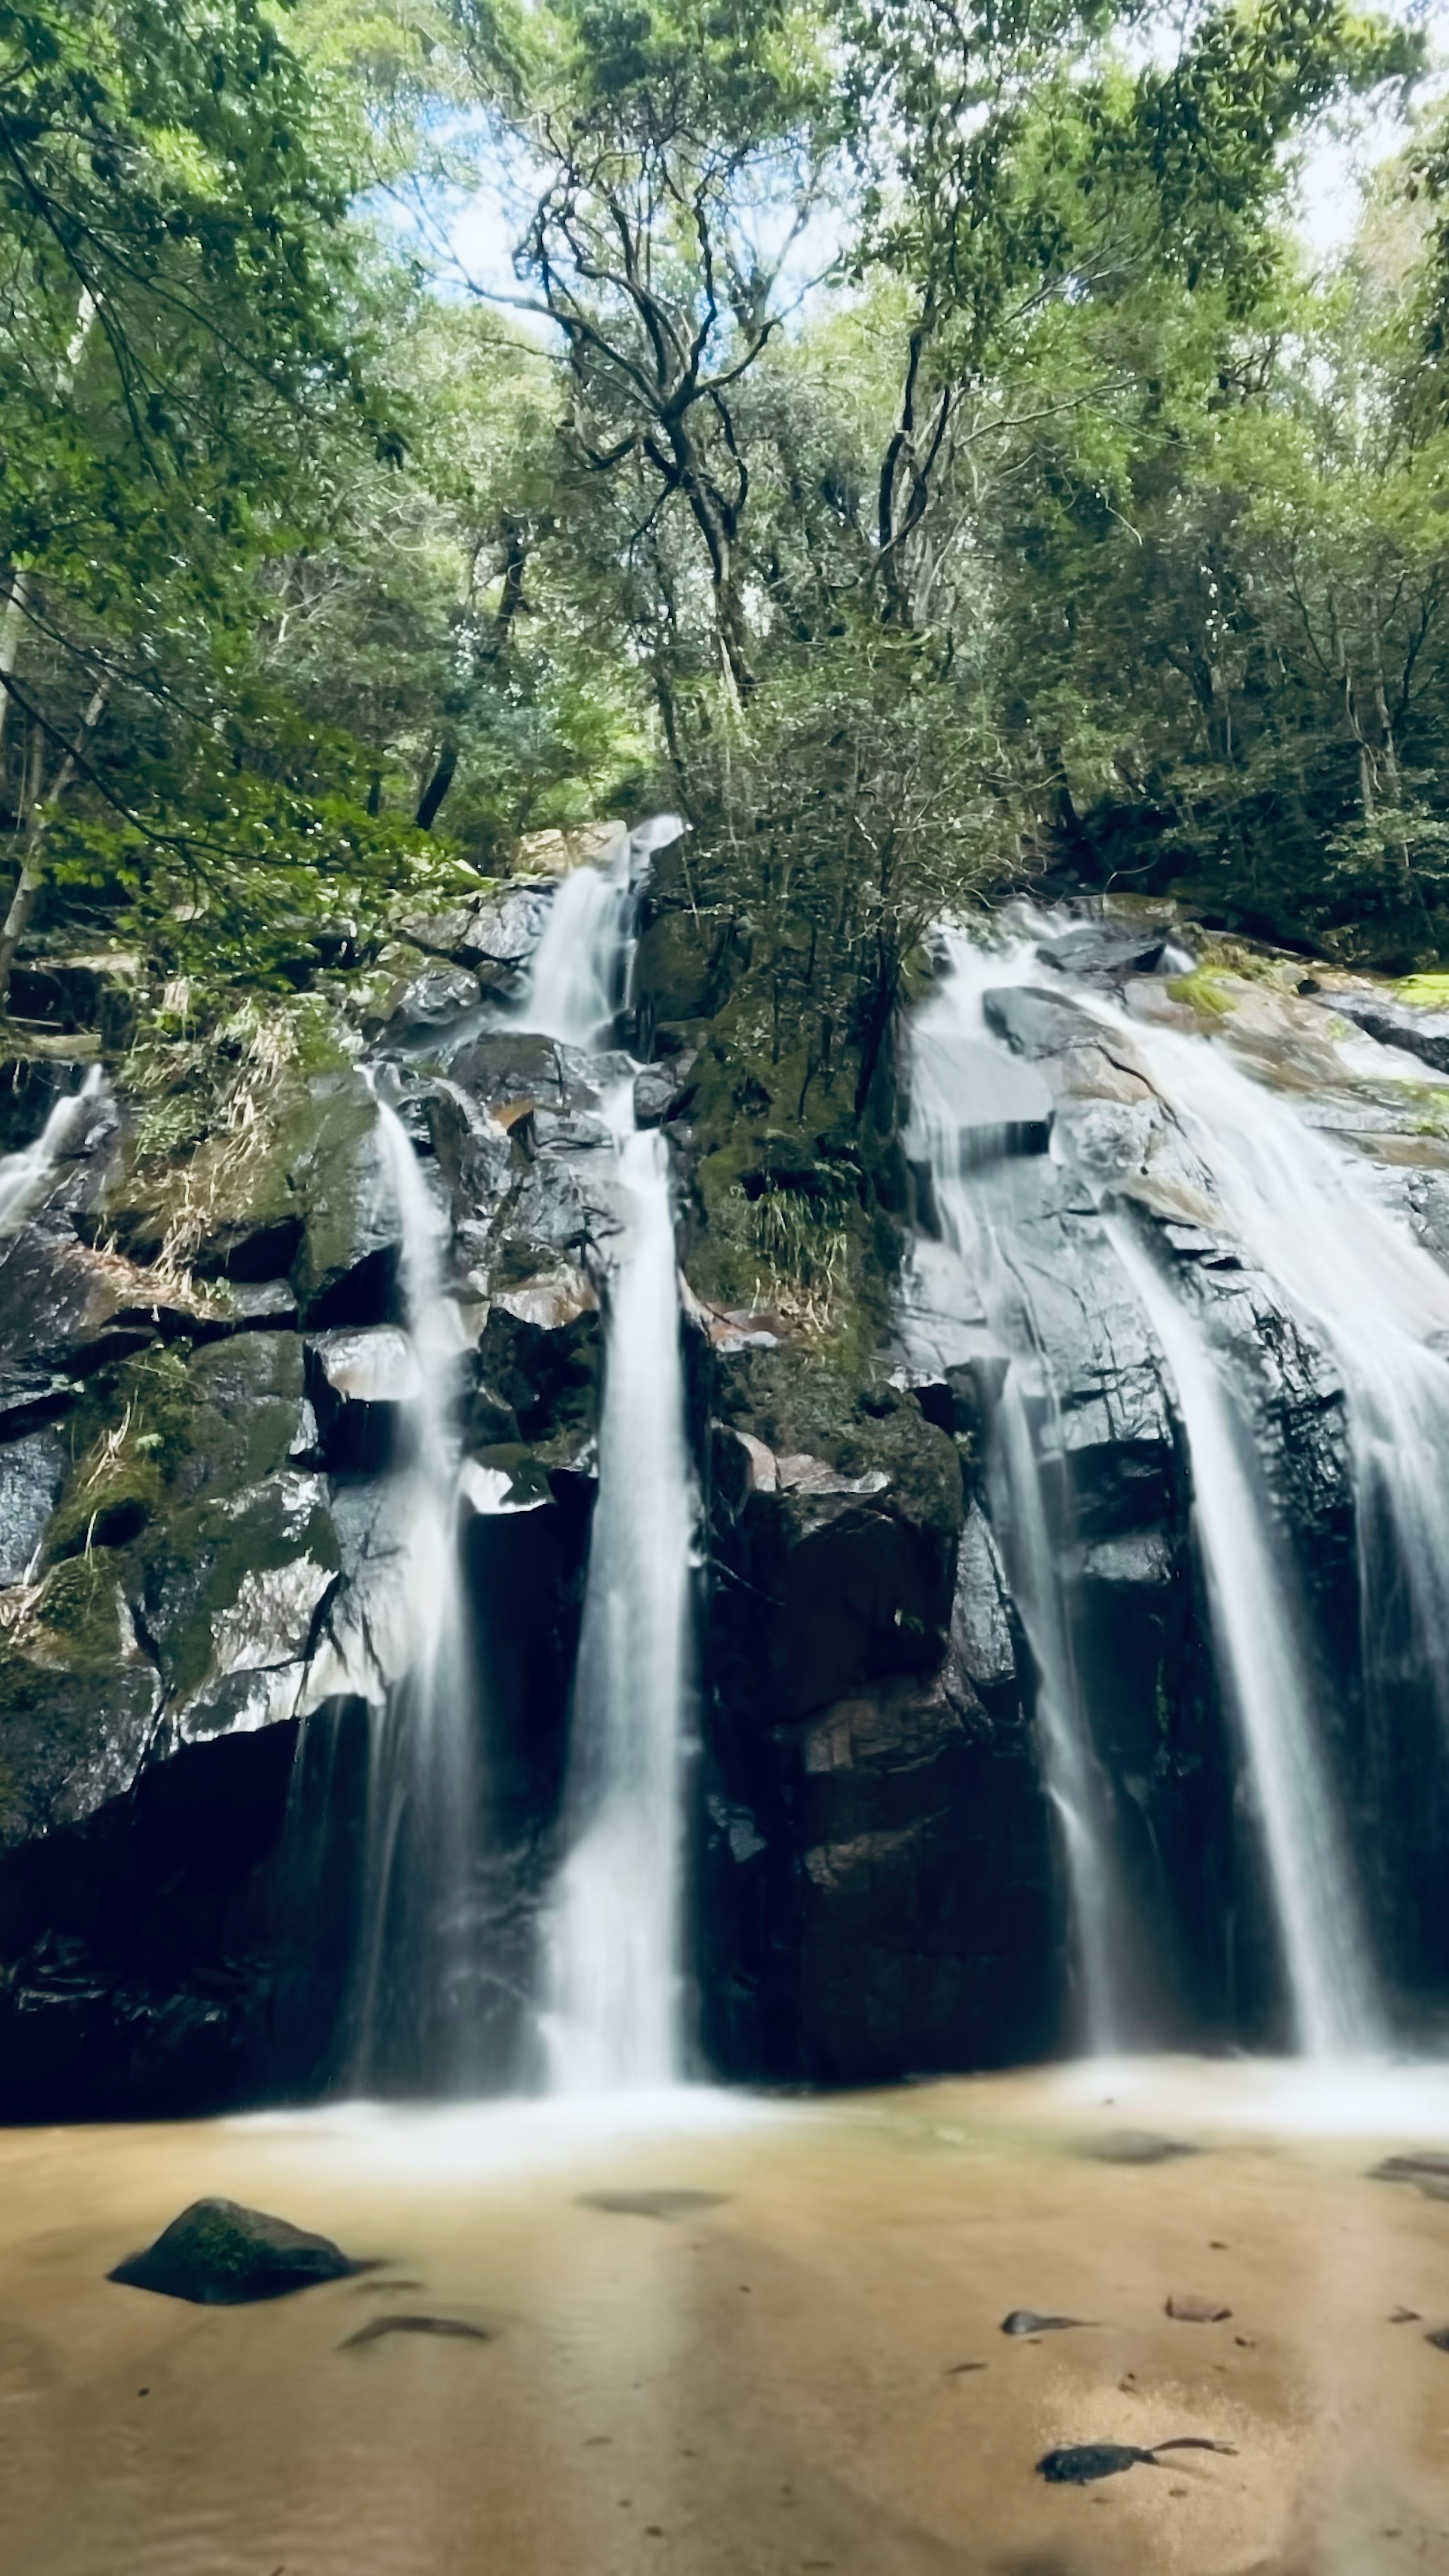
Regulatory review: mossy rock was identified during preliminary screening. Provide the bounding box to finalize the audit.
[0,1621,157,1847]
[140,1474,340,1704]
[173,1335,307,1500]
[44,1347,200,1565]
[109,2198,365,2305]
[96,1063,395,1321]
[714,1350,963,1543]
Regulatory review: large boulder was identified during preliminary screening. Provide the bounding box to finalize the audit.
[109,2197,363,2303]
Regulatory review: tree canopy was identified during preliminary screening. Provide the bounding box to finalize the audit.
[2,0,1444,1063]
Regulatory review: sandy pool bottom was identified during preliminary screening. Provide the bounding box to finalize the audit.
[4,2063,1449,2575]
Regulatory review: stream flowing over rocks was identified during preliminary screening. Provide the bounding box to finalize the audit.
[6,849,1449,2112]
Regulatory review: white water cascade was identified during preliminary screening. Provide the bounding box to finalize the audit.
[0,1066,104,1233]
[517,818,696,2092]
[1104,1012,1449,1777]
[543,1109,695,2091]
[906,932,1133,2052]
[1109,1218,1383,2057]
[352,1088,477,2089]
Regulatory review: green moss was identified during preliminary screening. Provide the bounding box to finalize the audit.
[1396,973,1449,1008]
[32,1558,130,1666]
[680,992,887,1360]
[1166,968,1235,1017]
[45,1347,198,1561]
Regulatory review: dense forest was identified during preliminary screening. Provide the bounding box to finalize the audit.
[3,0,1447,1115]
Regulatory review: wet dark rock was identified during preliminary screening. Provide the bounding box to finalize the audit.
[385,965,482,1036]
[287,1078,401,1329]
[950,1505,1017,1698]
[1427,2328,1449,2352]
[1037,2438,1234,2485]
[1001,2310,1097,2334]
[307,1326,419,1474]
[1328,991,1449,1076]
[1038,2444,1156,2484]
[707,1351,964,1727]
[0,1426,66,1584]
[109,2197,364,2304]
[1035,924,1172,980]
[633,1063,682,1129]
[446,1030,583,1118]
[191,1214,304,1287]
[341,2313,491,2349]
[983,985,1104,1064]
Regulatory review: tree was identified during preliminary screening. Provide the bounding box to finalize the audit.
[0,0,386,1004]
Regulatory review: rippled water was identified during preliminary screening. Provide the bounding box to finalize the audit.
[8,2067,1449,2573]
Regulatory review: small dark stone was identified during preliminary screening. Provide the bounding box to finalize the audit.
[1037,2436,1236,2485]
[1424,2326,1449,2352]
[1038,2443,1155,2485]
[1001,2309,1097,2335]
[578,2190,729,2221]
[109,2198,365,2305]
[341,2314,492,2351]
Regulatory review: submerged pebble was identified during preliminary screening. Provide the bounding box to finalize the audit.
[578,2191,729,2222]
[1000,2309,1097,2335]
[1080,2131,1199,2166]
[341,2315,492,2351]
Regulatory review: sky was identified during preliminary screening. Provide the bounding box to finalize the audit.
[417,0,1449,303]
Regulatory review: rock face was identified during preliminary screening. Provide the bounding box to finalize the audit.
[5,884,1449,2108]
[696,1349,1060,2078]
[0,966,616,2112]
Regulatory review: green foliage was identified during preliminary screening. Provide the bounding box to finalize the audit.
[2,0,1440,1058]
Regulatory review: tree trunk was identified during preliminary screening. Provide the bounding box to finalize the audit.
[415,738,458,832]
[0,569,27,762]
[0,680,109,1015]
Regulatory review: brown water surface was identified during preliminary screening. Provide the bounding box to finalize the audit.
[4,2064,1449,2576]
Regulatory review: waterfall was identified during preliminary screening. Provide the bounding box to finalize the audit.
[517,825,631,1048]
[992,1368,1132,2053]
[1103,1015,1449,1772]
[518,818,696,2093]
[352,1088,478,2091]
[1109,1218,1383,2057]
[907,933,1134,2051]
[0,1066,104,1233]
[543,1112,695,2091]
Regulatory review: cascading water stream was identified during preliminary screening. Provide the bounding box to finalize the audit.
[513,817,696,2092]
[0,1066,104,1233]
[906,931,1133,2052]
[909,917,1390,2059]
[352,1087,478,2091]
[543,1103,695,2091]
[1097,1011,1449,1769]
[1109,1218,1383,2057]
[519,825,631,1047]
